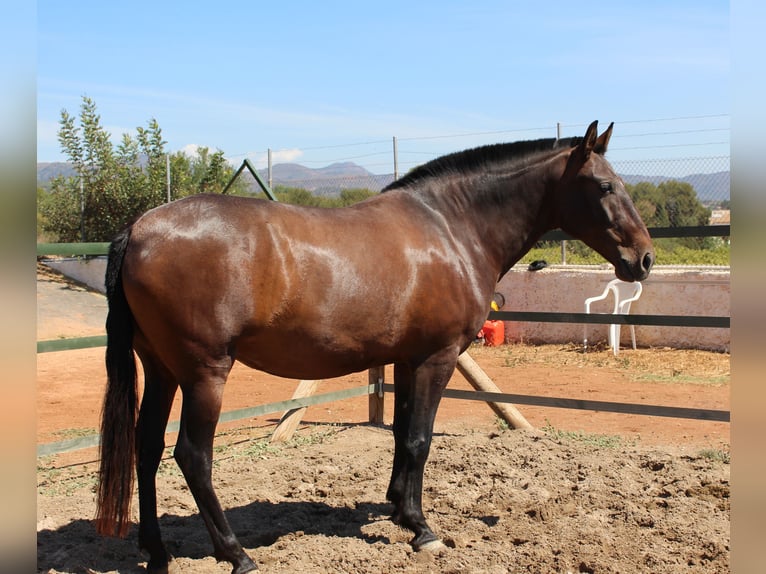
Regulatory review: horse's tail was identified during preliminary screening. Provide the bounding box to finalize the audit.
[95,225,138,537]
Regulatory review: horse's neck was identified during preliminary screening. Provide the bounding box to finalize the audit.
[420,167,557,277]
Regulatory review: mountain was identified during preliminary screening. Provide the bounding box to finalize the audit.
[37,162,77,184]
[257,162,394,195]
[272,161,372,181]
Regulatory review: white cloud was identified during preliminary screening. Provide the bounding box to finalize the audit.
[177,143,224,157]
[180,143,202,157]
[227,148,303,169]
[271,148,303,164]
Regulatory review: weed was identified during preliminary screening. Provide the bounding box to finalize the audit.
[217,424,343,461]
[37,464,97,497]
[53,427,97,440]
[542,419,625,448]
[634,373,729,386]
[698,449,730,464]
[237,439,281,459]
[287,424,342,447]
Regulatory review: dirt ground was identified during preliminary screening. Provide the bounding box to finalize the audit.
[36,265,730,573]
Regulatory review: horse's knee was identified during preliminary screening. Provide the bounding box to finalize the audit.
[404,434,430,459]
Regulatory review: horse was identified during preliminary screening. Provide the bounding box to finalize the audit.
[96,121,654,573]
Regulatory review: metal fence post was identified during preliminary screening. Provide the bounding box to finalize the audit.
[392,136,398,180]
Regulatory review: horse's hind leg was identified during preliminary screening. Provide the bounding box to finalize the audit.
[387,349,457,551]
[136,359,178,573]
[174,364,257,574]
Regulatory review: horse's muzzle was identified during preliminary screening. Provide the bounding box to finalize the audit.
[618,250,654,282]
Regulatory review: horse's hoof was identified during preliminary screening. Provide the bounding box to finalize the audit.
[146,554,176,574]
[231,556,259,574]
[418,539,448,554]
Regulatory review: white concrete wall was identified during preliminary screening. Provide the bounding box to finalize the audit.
[43,258,730,351]
[495,265,730,351]
[44,257,108,293]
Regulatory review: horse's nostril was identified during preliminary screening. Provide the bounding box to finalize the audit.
[643,252,655,272]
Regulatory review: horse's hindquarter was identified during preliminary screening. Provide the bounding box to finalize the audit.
[123,194,490,380]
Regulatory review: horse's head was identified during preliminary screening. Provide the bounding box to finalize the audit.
[555,121,654,281]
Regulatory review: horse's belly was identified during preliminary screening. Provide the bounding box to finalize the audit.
[233,333,382,380]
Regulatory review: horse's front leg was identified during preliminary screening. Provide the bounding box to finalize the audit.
[387,349,458,551]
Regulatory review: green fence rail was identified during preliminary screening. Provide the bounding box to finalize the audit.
[37,242,110,256]
[37,335,107,354]
[38,383,376,457]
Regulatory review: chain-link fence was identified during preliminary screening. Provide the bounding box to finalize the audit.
[612,156,729,207]
[231,116,730,208]
[237,155,730,209]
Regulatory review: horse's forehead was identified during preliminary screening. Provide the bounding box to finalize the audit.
[581,154,617,180]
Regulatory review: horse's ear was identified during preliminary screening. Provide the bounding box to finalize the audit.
[593,122,614,155]
[582,120,599,152]
[566,121,599,170]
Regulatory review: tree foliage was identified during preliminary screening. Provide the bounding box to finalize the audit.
[625,180,712,248]
[268,186,377,207]
[38,97,247,242]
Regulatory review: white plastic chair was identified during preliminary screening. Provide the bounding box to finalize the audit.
[583,279,643,355]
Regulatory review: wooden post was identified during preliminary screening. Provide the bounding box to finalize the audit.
[455,352,534,430]
[270,380,320,443]
[368,366,385,424]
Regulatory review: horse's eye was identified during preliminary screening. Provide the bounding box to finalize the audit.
[600,181,613,194]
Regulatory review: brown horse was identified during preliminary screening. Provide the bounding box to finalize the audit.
[96,121,653,573]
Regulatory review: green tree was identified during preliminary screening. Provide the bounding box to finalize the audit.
[627,181,667,227]
[194,147,232,194]
[274,185,327,206]
[626,179,712,249]
[37,97,247,242]
[337,188,376,206]
[39,96,168,241]
[167,147,247,198]
[658,180,710,227]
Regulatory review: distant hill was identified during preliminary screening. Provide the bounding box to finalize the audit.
[271,161,371,181]
[37,162,77,185]
[37,161,729,202]
[264,162,394,195]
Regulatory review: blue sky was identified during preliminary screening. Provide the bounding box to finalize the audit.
[37,1,729,174]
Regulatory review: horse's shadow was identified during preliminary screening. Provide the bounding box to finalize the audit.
[37,499,394,573]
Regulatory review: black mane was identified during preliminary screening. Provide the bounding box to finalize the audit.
[383,136,582,192]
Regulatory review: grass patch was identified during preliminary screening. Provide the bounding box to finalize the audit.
[542,420,626,449]
[52,427,97,440]
[698,448,730,464]
[37,458,98,497]
[634,373,729,386]
[520,242,730,266]
[283,424,342,449]
[216,424,344,462]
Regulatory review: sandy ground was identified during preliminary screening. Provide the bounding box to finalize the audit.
[36,264,730,573]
